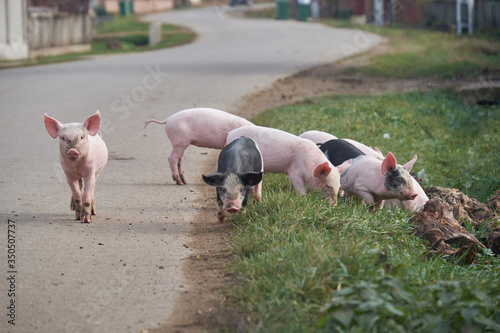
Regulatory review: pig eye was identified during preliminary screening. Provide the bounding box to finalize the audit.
[394,177,404,186]
[60,136,66,141]
[80,135,85,140]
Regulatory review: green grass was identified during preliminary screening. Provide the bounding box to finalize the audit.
[224,90,500,332]
[243,6,276,19]
[89,14,195,55]
[95,14,180,34]
[0,14,195,68]
[322,20,500,79]
[90,31,194,55]
[253,90,500,202]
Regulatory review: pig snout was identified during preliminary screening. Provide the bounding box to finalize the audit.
[226,205,240,214]
[400,189,418,201]
[66,148,80,160]
[225,199,242,213]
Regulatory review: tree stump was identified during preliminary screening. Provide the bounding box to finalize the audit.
[425,186,498,230]
[489,190,500,212]
[410,187,500,263]
[411,197,484,264]
[425,187,500,255]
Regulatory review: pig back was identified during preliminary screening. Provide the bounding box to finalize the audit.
[342,138,384,160]
[217,137,263,174]
[168,108,253,149]
[299,130,338,145]
[319,139,365,166]
[227,125,305,174]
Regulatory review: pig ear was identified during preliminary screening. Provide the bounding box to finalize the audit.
[202,173,224,187]
[381,152,397,175]
[83,111,102,136]
[313,162,332,178]
[403,154,418,171]
[44,114,63,139]
[374,148,384,157]
[336,159,352,174]
[241,172,263,187]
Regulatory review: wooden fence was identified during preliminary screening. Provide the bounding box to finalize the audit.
[28,8,91,49]
[426,0,500,31]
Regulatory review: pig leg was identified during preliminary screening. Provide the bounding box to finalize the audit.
[67,176,83,221]
[81,174,96,223]
[367,201,385,210]
[252,181,263,203]
[359,192,384,210]
[288,172,308,196]
[91,176,99,215]
[217,206,225,222]
[217,201,226,223]
[178,156,187,185]
[215,191,226,223]
[70,179,83,211]
[240,188,252,215]
[168,146,187,185]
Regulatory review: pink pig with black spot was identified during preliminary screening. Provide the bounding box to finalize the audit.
[226,125,351,206]
[44,111,108,223]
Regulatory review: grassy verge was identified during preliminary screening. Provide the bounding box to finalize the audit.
[253,90,499,203]
[243,5,276,19]
[0,14,195,68]
[225,90,500,332]
[321,21,500,79]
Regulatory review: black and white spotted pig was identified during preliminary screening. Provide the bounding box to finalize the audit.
[202,137,263,222]
[319,139,418,209]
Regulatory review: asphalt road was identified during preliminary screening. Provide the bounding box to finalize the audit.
[0,5,380,332]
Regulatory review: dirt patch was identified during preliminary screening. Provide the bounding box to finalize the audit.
[149,153,247,333]
[232,37,449,120]
[152,38,498,332]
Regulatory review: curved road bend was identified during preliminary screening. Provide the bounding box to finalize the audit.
[0,6,380,333]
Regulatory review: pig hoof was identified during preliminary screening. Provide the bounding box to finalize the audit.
[180,173,187,185]
[81,203,93,222]
[81,211,92,223]
[217,212,226,223]
[173,176,184,185]
[74,208,82,220]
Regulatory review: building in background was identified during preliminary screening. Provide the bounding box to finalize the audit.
[319,0,499,32]
[102,0,174,14]
[0,0,176,60]
[0,0,92,60]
